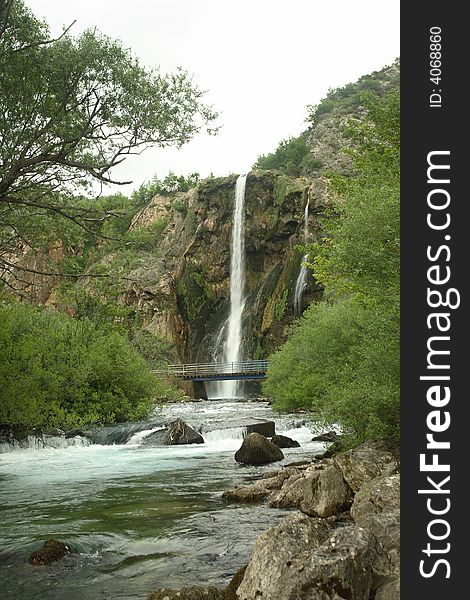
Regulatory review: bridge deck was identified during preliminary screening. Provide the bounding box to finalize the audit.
[154,360,269,382]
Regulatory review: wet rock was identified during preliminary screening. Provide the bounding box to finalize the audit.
[29,540,71,565]
[236,513,331,600]
[64,428,86,439]
[300,464,353,518]
[315,440,344,459]
[222,480,271,503]
[333,439,399,493]
[271,434,300,448]
[164,418,204,445]
[351,474,400,574]
[235,432,284,465]
[311,431,340,443]
[206,418,275,438]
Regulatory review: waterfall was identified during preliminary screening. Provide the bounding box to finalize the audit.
[294,200,310,316]
[220,174,247,398]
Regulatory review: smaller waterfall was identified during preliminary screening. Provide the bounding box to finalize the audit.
[294,200,310,316]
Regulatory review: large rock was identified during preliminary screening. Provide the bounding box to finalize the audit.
[237,515,389,600]
[142,420,204,446]
[351,474,400,574]
[236,513,331,600]
[234,432,284,465]
[271,434,300,448]
[333,439,399,493]
[29,540,71,565]
[311,431,340,443]
[268,472,305,509]
[205,418,275,438]
[300,464,353,518]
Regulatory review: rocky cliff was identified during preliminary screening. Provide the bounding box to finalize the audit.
[122,171,328,362]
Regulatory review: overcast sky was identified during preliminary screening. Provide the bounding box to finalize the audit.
[27,0,399,194]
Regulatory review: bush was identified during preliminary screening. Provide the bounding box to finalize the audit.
[0,302,176,430]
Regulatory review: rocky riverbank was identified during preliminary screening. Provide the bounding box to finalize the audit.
[148,438,400,600]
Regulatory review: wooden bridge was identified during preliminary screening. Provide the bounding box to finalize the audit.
[153,360,269,399]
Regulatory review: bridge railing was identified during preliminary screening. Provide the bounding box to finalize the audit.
[154,359,269,378]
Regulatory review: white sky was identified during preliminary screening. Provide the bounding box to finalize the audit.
[27,0,399,194]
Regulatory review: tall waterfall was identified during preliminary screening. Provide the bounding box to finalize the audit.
[220,174,247,398]
[293,200,310,316]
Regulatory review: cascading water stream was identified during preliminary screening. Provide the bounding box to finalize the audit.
[219,174,247,398]
[293,200,310,316]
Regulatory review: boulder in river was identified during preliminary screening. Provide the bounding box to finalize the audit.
[29,540,71,565]
[235,432,284,465]
[271,434,300,448]
[311,430,340,443]
[164,419,204,445]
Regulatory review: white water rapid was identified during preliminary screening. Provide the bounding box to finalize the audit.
[219,174,247,398]
[293,200,310,316]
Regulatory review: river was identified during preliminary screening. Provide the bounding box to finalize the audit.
[0,400,326,600]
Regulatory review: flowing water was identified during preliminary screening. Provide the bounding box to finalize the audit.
[293,200,310,316]
[0,400,326,600]
[219,174,247,399]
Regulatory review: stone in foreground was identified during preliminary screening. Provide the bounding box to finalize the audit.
[235,432,284,465]
[237,516,389,600]
[29,540,71,565]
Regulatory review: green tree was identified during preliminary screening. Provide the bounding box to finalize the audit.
[253,132,311,177]
[0,0,217,286]
[264,90,400,444]
[0,301,179,430]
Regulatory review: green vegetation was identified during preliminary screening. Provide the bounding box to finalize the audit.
[0,0,216,283]
[0,1,207,431]
[253,132,312,177]
[0,302,179,430]
[253,60,399,178]
[264,90,399,444]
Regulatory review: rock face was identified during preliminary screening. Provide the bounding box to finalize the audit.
[271,434,300,448]
[236,515,389,600]
[351,474,400,574]
[29,540,71,565]
[234,432,284,465]
[300,464,353,518]
[120,171,325,363]
[333,438,399,492]
[236,513,331,600]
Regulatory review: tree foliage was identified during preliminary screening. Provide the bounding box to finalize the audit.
[264,90,400,443]
[0,301,179,430]
[0,0,217,285]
